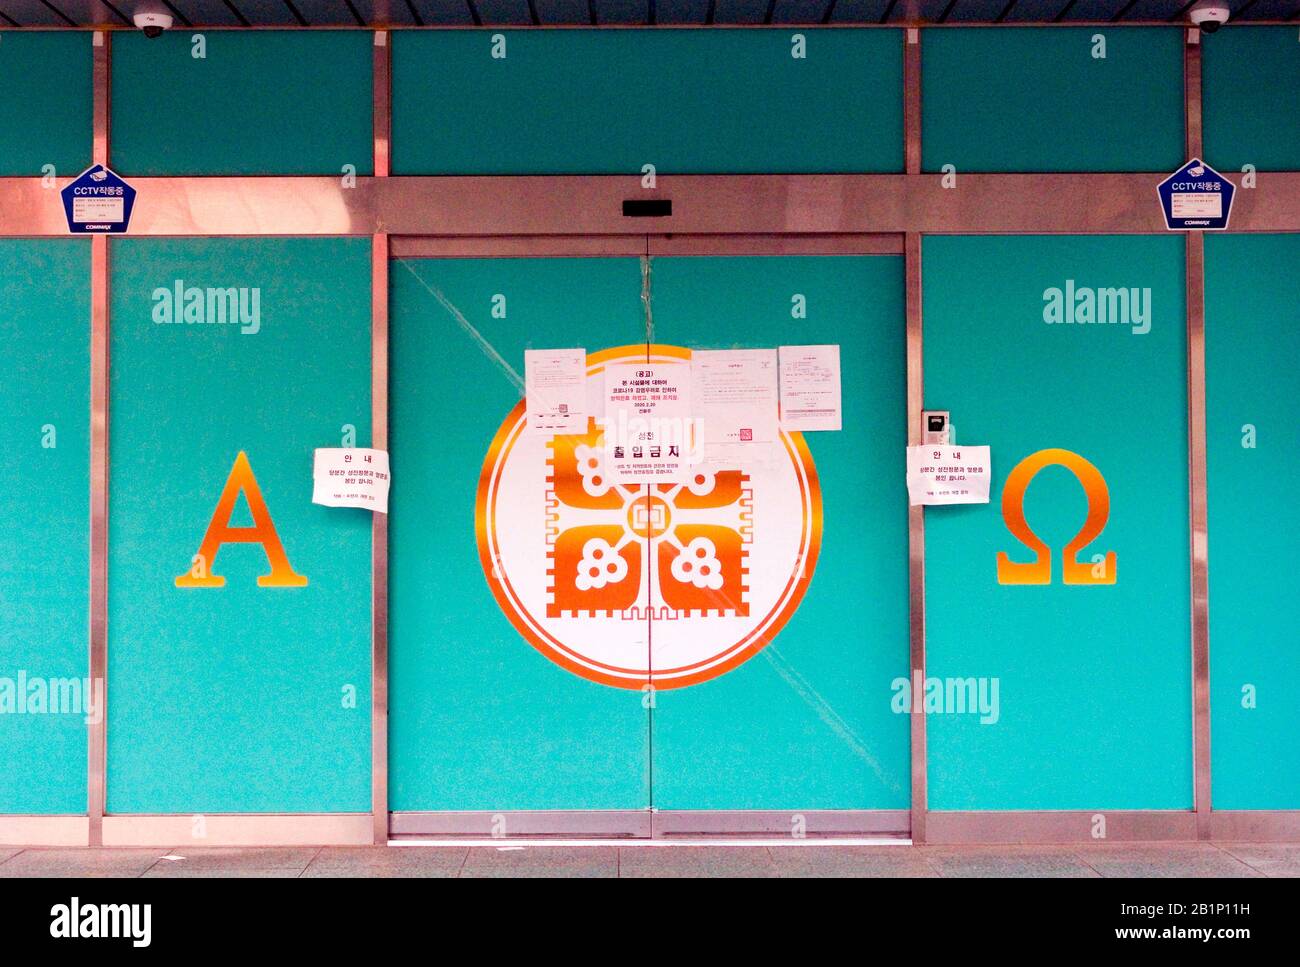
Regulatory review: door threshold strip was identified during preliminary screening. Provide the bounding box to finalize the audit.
[389,837,912,848]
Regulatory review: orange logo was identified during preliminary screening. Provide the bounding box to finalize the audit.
[476,345,822,689]
[997,448,1116,586]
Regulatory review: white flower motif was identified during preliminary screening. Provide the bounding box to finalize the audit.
[575,537,628,591]
[670,537,724,591]
[574,443,612,497]
[684,468,716,497]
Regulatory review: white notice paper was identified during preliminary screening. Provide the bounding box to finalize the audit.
[779,345,842,431]
[72,197,125,223]
[691,348,779,445]
[603,362,692,483]
[905,445,991,506]
[525,348,587,434]
[1171,192,1223,220]
[313,448,391,513]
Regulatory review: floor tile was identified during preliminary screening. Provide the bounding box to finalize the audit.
[460,846,618,878]
[141,867,306,878]
[303,846,468,878]
[0,848,172,878]
[617,846,780,878]
[768,845,938,878]
[1216,844,1300,877]
[1077,844,1263,878]
[0,842,1295,877]
[923,846,1100,878]
[141,846,320,875]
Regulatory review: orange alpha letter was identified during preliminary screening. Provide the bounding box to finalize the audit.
[175,451,308,588]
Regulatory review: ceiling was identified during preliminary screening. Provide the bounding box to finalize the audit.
[0,0,1295,29]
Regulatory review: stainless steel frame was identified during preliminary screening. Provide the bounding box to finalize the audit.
[905,232,927,844]
[391,811,653,838]
[86,30,110,849]
[0,24,1294,847]
[2,22,1299,33]
[927,811,1198,844]
[391,811,910,838]
[370,30,391,849]
[1184,30,1214,842]
[371,238,389,847]
[5,172,1300,238]
[387,231,909,840]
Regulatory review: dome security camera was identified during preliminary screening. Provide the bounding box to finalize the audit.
[1188,0,1230,34]
[132,8,174,38]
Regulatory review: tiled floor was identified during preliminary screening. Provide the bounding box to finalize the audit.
[0,842,1295,877]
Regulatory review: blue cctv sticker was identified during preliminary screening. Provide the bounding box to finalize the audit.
[61,164,137,234]
[1157,159,1234,231]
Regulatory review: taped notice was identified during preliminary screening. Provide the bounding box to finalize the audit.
[906,445,991,506]
[313,448,390,513]
[691,348,778,445]
[525,348,587,434]
[779,345,841,431]
[603,361,692,483]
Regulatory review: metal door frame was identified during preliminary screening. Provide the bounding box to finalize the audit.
[385,232,911,840]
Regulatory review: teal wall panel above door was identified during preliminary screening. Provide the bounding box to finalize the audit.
[110,31,373,175]
[107,237,373,813]
[0,240,90,815]
[923,235,1191,811]
[392,28,903,174]
[921,27,1185,173]
[1203,27,1300,173]
[0,32,91,177]
[1205,233,1300,810]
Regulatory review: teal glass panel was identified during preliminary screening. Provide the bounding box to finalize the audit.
[111,31,373,175]
[1205,233,1300,809]
[0,32,91,176]
[107,238,372,813]
[392,29,903,174]
[921,27,1184,173]
[923,235,1191,810]
[0,240,90,814]
[648,255,910,809]
[389,256,651,810]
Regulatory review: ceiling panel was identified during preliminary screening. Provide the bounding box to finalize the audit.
[169,0,244,24]
[536,0,589,22]
[39,0,130,24]
[595,0,647,21]
[294,0,368,23]
[1116,0,1190,18]
[772,0,833,21]
[468,0,533,22]
[1239,0,1299,16]
[222,0,299,24]
[827,0,893,22]
[887,0,947,20]
[713,0,767,22]
[656,0,708,20]
[351,0,420,23]
[1002,0,1074,19]
[0,0,77,24]
[0,0,1293,28]
[948,0,1009,19]
[408,0,476,23]
[1059,0,1137,19]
